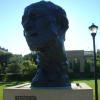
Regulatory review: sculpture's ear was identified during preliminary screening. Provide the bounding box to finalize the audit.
[56,15,69,36]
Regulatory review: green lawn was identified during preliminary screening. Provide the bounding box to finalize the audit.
[0,79,100,100]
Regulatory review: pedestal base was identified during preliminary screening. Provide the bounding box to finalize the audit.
[3,83,93,100]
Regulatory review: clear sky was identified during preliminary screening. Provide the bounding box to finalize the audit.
[0,0,100,56]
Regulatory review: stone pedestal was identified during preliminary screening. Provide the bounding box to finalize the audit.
[3,83,93,100]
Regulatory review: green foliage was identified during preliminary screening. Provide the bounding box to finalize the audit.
[0,64,2,74]
[83,73,94,78]
[97,49,100,59]
[0,74,6,81]
[97,72,100,78]
[23,52,37,64]
[6,74,22,81]
[96,49,100,72]
[2,63,6,74]
[22,74,33,81]
[84,60,91,73]
[0,52,13,67]
[73,59,80,73]
[96,61,100,73]
[21,60,31,74]
[67,73,80,79]
[21,60,37,75]
[5,55,23,74]
[5,62,21,74]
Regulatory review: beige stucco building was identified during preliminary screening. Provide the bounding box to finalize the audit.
[66,50,94,73]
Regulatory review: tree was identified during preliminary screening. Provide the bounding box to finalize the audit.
[21,60,37,75]
[97,49,100,59]
[5,62,21,74]
[28,63,37,76]
[96,49,100,72]
[31,51,37,64]
[2,63,6,74]
[5,55,23,74]
[96,61,100,73]
[0,52,13,66]
[23,52,37,65]
[21,60,31,75]
[84,60,91,73]
[73,58,80,73]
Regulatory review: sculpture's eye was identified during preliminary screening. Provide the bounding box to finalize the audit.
[29,11,45,21]
[35,14,43,19]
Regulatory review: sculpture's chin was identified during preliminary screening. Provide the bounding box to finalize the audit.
[27,36,59,51]
[28,42,46,51]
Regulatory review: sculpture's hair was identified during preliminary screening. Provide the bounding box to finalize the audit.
[25,1,66,17]
[24,1,69,39]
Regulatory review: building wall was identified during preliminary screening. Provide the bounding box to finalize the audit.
[0,46,8,53]
[66,50,94,73]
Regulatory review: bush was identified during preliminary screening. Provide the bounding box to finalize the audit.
[73,59,80,73]
[83,73,89,78]
[89,72,94,78]
[6,74,22,81]
[83,73,94,78]
[97,72,100,78]
[0,74,6,81]
[0,64,2,74]
[22,74,33,81]
[67,73,80,79]
[6,74,12,81]
[84,60,91,73]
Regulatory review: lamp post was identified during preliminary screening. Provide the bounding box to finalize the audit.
[89,23,98,100]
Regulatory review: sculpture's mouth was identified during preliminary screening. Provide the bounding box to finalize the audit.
[27,32,40,38]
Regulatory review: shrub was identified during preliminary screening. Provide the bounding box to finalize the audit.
[0,64,2,74]
[83,73,89,78]
[89,72,94,78]
[97,72,100,78]
[0,74,6,81]
[6,74,12,81]
[73,59,80,73]
[6,74,22,81]
[83,73,94,78]
[22,74,33,81]
[67,73,80,79]
[84,60,91,73]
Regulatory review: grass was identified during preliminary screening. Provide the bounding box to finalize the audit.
[0,79,100,100]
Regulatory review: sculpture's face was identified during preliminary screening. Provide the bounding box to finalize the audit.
[22,7,59,51]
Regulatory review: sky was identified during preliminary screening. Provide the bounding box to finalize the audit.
[0,0,100,56]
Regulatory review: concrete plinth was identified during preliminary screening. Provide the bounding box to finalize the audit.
[3,83,93,100]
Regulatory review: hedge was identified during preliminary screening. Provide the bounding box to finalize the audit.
[6,74,23,81]
[97,72,100,78]
[0,72,99,81]
[0,74,6,81]
[67,73,80,79]
[83,73,94,78]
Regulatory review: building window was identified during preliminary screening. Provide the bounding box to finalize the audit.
[77,59,80,67]
[69,60,72,69]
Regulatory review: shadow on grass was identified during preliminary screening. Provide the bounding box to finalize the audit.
[0,81,31,86]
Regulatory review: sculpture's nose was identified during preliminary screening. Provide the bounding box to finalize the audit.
[23,18,36,32]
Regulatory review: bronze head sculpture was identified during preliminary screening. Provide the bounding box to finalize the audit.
[22,1,71,87]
